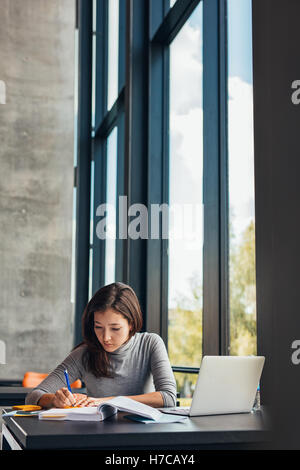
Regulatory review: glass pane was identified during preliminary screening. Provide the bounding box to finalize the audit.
[167,3,203,368]
[107,0,119,110]
[227,0,257,355]
[105,126,118,284]
[174,372,198,406]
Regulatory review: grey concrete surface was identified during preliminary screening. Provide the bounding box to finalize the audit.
[0,0,76,380]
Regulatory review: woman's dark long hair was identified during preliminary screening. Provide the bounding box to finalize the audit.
[77,282,143,378]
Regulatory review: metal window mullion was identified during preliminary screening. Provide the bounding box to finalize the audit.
[172,366,200,374]
[115,111,125,282]
[123,0,132,285]
[74,0,93,346]
[151,0,200,45]
[91,0,108,294]
[160,43,170,344]
[149,0,169,40]
[94,87,125,138]
[114,0,126,283]
[95,0,108,129]
[118,0,126,92]
[123,0,149,324]
[219,0,229,355]
[92,136,107,293]
[146,43,169,338]
[146,1,171,340]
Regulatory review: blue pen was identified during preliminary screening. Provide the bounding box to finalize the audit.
[64,369,75,406]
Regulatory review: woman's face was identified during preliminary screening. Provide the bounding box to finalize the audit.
[93,309,132,352]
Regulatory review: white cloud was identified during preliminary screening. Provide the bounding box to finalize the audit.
[170,106,203,196]
[170,22,203,115]
[168,20,204,307]
[228,76,255,242]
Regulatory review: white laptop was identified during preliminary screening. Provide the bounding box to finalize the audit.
[160,355,265,416]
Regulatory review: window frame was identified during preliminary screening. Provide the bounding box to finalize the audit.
[74,0,230,369]
[202,0,229,356]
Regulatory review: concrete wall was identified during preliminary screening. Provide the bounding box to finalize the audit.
[0,0,75,379]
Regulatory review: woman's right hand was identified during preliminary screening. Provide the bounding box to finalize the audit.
[52,387,77,408]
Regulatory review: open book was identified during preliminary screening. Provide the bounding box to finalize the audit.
[39,396,166,422]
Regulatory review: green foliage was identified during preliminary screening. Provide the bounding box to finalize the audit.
[229,220,257,355]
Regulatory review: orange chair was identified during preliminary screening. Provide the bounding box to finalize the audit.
[22,371,81,388]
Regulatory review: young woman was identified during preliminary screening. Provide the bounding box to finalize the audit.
[25,282,177,409]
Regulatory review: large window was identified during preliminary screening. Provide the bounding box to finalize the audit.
[168,1,203,402]
[75,0,257,403]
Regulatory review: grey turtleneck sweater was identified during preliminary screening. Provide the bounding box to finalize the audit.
[25,332,177,407]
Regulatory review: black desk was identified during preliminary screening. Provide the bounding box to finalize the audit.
[0,387,85,407]
[1,407,270,450]
[0,387,33,406]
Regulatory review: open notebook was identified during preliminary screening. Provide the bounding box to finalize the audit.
[38,396,186,423]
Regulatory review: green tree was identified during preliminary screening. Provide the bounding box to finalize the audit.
[229,219,257,355]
